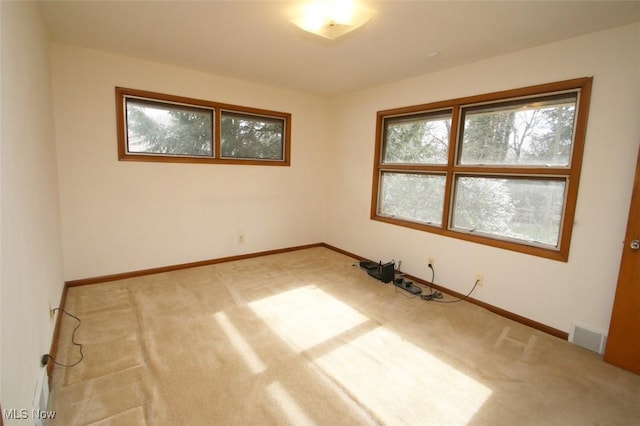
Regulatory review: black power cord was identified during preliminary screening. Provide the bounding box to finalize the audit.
[416,263,480,303]
[42,308,83,368]
[421,264,442,300]
[422,279,481,304]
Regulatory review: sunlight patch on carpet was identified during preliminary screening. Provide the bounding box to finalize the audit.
[249,285,491,424]
[213,311,266,374]
[314,326,492,424]
[248,285,368,351]
[266,381,315,426]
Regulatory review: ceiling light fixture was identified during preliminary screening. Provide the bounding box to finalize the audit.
[291,0,375,40]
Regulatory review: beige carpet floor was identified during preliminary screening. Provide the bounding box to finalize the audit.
[49,247,640,425]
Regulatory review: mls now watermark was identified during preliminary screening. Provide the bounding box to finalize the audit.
[3,408,57,420]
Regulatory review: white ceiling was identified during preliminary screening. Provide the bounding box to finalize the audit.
[38,1,640,96]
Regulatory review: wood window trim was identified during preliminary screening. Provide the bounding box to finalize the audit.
[371,77,593,262]
[115,87,291,166]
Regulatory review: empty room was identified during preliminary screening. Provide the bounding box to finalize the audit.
[2,1,640,425]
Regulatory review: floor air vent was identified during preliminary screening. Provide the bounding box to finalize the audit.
[570,323,607,354]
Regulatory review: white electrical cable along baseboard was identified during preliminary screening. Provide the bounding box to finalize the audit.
[32,365,50,425]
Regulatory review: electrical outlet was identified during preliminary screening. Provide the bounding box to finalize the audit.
[238,234,245,244]
[475,274,484,287]
[49,303,55,319]
[428,258,435,267]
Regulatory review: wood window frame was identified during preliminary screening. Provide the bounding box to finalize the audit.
[371,77,593,261]
[116,87,291,166]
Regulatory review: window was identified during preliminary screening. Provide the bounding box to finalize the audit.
[116,87,291,165]
[221,111,286,161]
[371,78,592,261]
[125,98,214,157]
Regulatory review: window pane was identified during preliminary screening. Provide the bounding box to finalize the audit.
[379,172,445,225]
[126,99,213,156]
[383,112,451,164]
[221,111,285,161]
[459,93,577,166]
[451,176,566,247]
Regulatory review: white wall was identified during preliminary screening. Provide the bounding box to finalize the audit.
[52,44,331,281]
[0,0,64,417]
[325,23,640,334]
